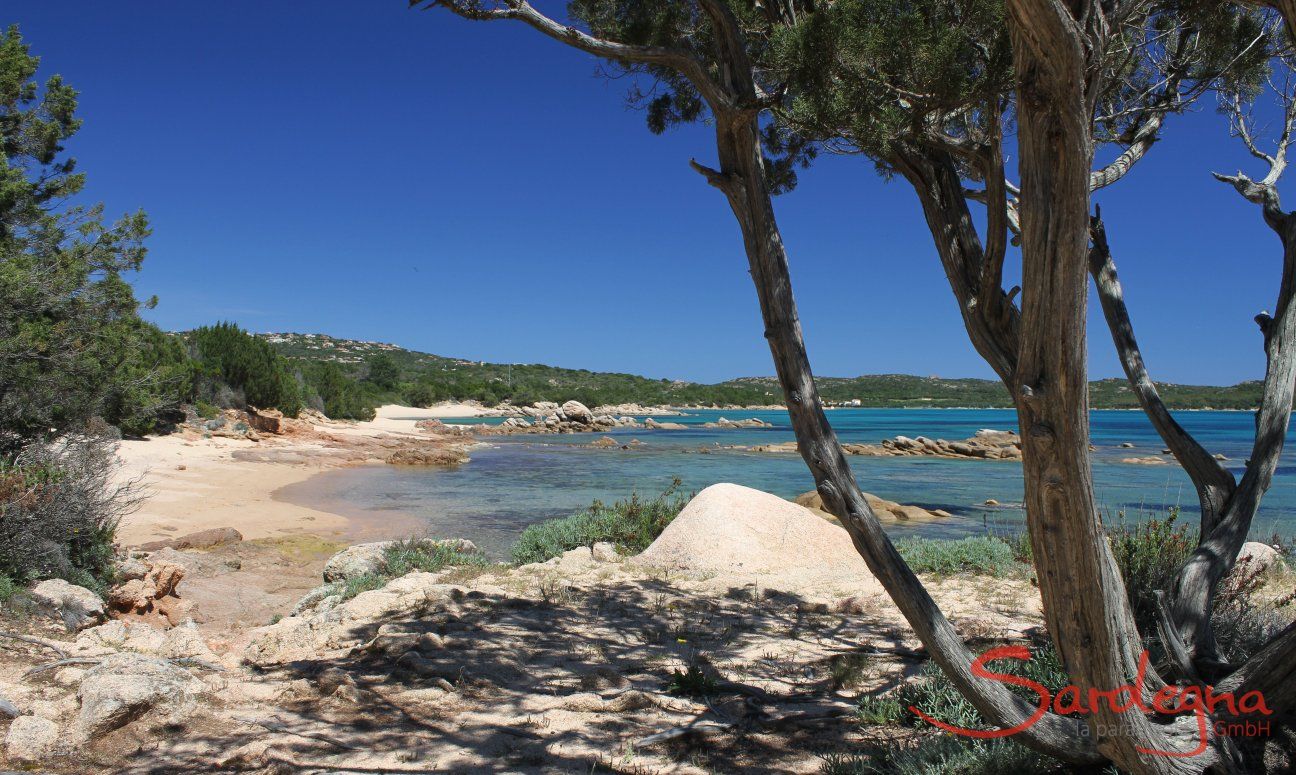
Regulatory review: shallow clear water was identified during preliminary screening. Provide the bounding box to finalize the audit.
[279,408,1296,558]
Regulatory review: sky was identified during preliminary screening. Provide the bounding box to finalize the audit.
[6,2,1293,385]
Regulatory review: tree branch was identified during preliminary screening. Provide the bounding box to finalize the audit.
[1087,210,1237,531]
[424,0,733,110]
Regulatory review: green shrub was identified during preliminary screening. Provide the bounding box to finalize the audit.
[191,322,302,416]
[403,380,445,408]
[298,360,374,420]
[665,663,719,698]
[334,538,488,601]
[365,352,401,391]
[0,574,19,604]
[510,480,690,565]
[195,401,219,420]
[1107,508,1197,637]
[820,736,1064,775]
[0,434,133,592]
[848,647,1072,775]
[894,535,1023,577]
[338,572,388,601]
[382,537,488,577]
[859,646,1070,732]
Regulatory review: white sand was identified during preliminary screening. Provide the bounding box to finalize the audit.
[113,434,351,546]
[355,403,489,434]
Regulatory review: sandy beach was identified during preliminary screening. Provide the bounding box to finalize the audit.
[113,403,487,547]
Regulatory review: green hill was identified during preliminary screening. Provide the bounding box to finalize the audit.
[255,332,1263,411]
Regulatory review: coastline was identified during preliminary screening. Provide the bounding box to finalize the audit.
[112,402,488,547]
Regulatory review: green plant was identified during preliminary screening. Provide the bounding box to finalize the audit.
[1107,508,1197,636]
[847,647,1073,775]
[190,322,302,416]
[299,360,374,420]
[820,736,1065,775]
[894,535,1023,577]
[829,652,874,691]
[510,479,690,565]
[195,401,219,420]
[382,537,488,577]
[0,574,19,604]
[860,647,1070,733]
[338,572,387,601]
[0,26,173,451]
[0,434,134,591]
[665,663,718,698]
[855,692,905,724]
[332,538,489,601]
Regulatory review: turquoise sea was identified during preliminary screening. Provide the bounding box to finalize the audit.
[279,408,1296,558]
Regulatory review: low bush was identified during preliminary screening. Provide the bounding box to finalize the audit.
[0,574,19,604]
[848,646,1071,775]
[1107,508,1197,636]
[665,664,719,698]
[820,736,1064,775]
[335,538,488,601]
[509,479,691,565]
[1212,550,1295,663]
[894,535,1023,577]
[0,434,136,593]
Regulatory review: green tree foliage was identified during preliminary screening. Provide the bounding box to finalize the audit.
[365,351,401,391]
[299,360,375,421]
[0,25,171,451]
[190,322,303,416]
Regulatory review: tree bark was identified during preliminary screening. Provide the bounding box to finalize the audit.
[1170,196,1296,676]
[1006,1,1226,770]
[891,146,1021,387]
[686,0,1099,760]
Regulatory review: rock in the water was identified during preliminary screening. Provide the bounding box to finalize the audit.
[1238,542,1285,574]
[1120,456,1169,466]
[75,653,205,739]
[385,447,467,466]
[644,418,687,430]
[139,526,243,552]
[702,417,773,429]
[560,400,594,425]
[5,714,59,763]
[31,579,105,631]
[322,539,478,583]
[794,491,947,523]
[1119,442,1135,448]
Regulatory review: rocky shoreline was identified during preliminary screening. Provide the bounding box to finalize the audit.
[748,428,1024,461]
[419,400,772,436]
[0,485,1046,773]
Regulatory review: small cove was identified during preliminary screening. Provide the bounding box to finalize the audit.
[277,408,1296,558]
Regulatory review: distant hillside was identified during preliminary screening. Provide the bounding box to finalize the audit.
[257,332,1263,410]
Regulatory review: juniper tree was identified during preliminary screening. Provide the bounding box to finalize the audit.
[0,25,177,449]
[425,0,1293,770]
[764,0,1295,698]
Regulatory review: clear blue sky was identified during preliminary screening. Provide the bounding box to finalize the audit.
[7,2,1290,384]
